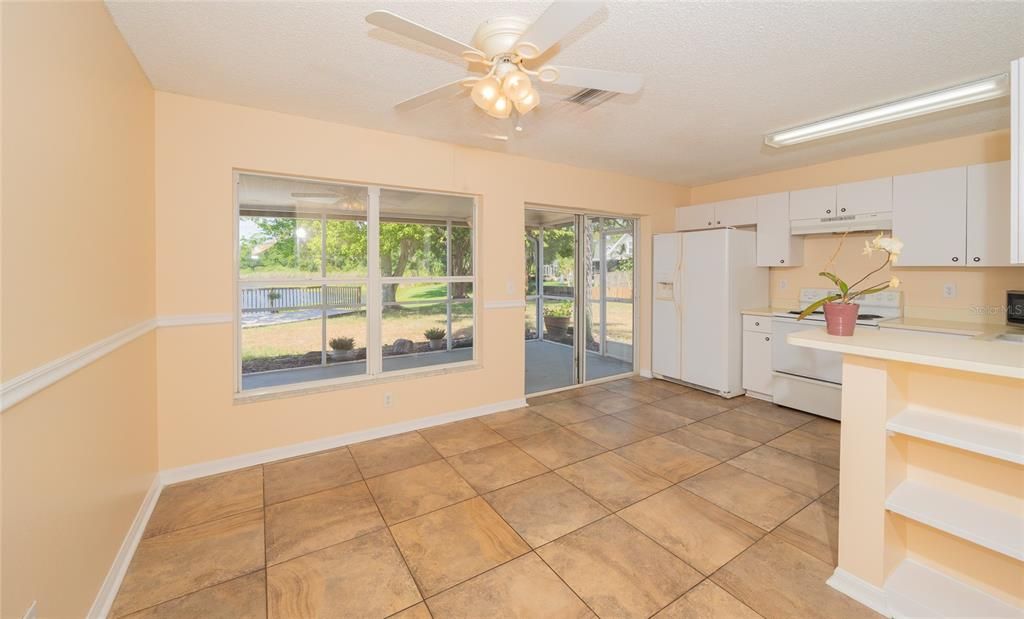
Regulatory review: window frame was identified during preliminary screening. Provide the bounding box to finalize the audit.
[233,171,478,397]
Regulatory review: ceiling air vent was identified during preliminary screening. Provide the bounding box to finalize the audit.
[566,88,618,108]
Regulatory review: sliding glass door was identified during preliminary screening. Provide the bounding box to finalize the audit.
[525,211,578,393]
[583,216,635,382]
[524,208,635,395]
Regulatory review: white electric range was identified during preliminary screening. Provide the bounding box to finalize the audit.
[770,288,902,419]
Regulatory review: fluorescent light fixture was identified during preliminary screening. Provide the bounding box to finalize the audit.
[765,73,1010,148]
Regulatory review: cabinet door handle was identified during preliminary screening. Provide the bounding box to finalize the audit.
[764,336,770,342]
[754,321,760,326]
[779,259,785,264]
[952,256,959,262]
[826,209,832,214]
[973,256,980,263]
[716,220,721,225]
[707,221,712,226]
[840,207,847,213]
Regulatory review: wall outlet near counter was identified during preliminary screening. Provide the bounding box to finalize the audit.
[943,283,957,299]
[384,392,393,408]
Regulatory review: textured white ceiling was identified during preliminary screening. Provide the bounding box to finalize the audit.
[106,1,1024,186]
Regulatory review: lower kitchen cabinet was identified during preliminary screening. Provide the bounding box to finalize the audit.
[742,324,773,399]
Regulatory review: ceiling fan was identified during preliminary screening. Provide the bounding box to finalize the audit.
[365,1,643,120]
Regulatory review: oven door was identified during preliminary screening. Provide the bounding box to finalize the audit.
[771,319,843,384]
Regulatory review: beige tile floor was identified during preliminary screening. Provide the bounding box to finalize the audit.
[111,377,879,619]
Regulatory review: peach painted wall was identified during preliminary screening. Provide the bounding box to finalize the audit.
[0,3,157,617]
[689,131,1024,322]
[153,92,688,469]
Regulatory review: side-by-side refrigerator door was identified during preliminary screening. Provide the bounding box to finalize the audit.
[652,233,683,379]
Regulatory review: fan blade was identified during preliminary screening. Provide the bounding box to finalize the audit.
[366,10,484,59]
[540,65,643,94]
[513,1,602,59]
[394,79,468,112]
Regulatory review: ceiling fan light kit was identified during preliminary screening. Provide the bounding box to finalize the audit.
[366,2,643,121]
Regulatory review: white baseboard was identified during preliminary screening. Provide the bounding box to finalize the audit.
[90,396,527,616]
[160,397,527,485]
[827,567,891,618]
[88,475,163,619]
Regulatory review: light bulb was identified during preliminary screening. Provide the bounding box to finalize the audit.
[487,95,511,119]
[502,70,533,102]
[513,88,540,115]
[470,77,500,110]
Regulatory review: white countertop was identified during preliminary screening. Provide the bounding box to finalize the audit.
[741,307,791,317]
[878,317,1014,337]
[788,327,1024,379]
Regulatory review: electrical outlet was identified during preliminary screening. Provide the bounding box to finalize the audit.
[383,392,393,408]
[779,278,788,290]
[506,278,515,295]
[943,283,957,299]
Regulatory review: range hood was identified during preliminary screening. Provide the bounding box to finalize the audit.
[791,211,892,235]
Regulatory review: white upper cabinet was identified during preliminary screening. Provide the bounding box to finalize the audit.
[756,192,803,267]
[837,177,893,216]
[715,197,757,227]
[967,161,1012,267]
[676,199,756,231]
[676,203,716,231]
[893,167,967,267]
[789,185,837,220]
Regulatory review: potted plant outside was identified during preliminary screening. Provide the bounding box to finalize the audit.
[424,327,446,351]
[799,233,903,336]
[329,336,356,361]
[544,301,572,339]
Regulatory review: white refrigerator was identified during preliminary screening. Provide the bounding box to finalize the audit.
[652,228,768,397]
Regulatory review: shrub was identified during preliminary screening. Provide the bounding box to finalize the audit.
[329,336,355,351]
[424,327,446,340]
[544,301,572,318]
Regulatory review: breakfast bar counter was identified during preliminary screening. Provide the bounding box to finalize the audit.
[788,327,1023,618]
[789,326,1024,379]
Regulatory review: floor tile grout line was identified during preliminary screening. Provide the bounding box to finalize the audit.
[530,549,606,618]
[262,465,270,619]
[135,504,266,547]
[110,567,268,618]
[133,386,841,617]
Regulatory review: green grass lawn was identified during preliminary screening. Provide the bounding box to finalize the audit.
[242,282,472,361]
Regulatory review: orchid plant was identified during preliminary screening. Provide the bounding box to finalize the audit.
[798,233,904,320]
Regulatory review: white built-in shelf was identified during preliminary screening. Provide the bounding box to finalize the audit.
[885,560,1023,619]
[885,481,1024,561]
[887,407,1024,465]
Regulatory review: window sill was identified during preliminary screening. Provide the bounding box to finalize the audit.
[233,360,483,405]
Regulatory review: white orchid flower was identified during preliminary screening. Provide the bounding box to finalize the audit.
[889,276,901,288]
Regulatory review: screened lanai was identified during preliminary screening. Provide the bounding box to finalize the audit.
[524,208,636,394]
[236,173,476,392]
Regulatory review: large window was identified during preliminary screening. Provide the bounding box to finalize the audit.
[237,173,475,393]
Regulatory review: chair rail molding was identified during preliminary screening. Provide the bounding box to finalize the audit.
[0,319,156,412]
[0,313,233,411]
[483,299,528,309]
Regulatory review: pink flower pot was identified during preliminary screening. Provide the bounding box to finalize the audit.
[823,302,859,336]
